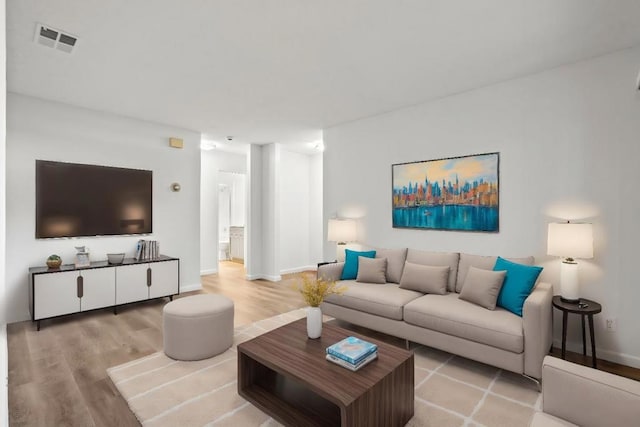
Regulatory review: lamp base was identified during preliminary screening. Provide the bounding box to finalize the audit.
[560,259,580,303]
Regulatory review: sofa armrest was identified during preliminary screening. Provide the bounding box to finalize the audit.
[523,281,553,379]
[317,262,344,281]
[540,356,640,426]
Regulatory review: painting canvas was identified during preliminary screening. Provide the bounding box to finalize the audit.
[392,152,499,232]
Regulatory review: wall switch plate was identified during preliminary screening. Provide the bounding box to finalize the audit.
[605,317,617,332]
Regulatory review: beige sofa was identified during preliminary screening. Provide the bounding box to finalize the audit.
[319,248,553,380]
[531,356,640,426]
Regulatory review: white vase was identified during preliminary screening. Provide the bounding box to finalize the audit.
[306,306,323,339]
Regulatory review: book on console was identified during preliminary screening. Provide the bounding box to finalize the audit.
[326,352,378,371]
[326,336,378,365]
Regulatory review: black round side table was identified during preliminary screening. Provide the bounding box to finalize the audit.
[552,296,602,368]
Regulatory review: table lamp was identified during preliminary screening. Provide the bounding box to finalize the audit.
[547,222,594,303]
[327,218,356,262]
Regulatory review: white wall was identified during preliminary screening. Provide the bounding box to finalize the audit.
[244,144,323,280]
[230,174,246,227]
[246,144,263,279]
[324,47,640,367]
[200,150,246,274]
[279,149,311,273]
[218,184,231,242]
[219,171,245,227]
[309,153,324,266]
[278,149,323,274]
[261,144,281,281]
[6,94,202,322]
[1,1,8,424]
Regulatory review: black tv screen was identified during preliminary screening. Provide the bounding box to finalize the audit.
[36,160,153,238]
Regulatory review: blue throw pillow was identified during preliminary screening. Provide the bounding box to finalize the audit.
[494,257,543,316]
[341,249,376,280]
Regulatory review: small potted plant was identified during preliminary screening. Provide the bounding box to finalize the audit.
[46,254,62,269]
[293,273,346,339]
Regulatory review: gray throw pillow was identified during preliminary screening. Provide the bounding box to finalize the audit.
[356,257,387,284]
[459,266,506,310]
[375,247,408,283]
[398,261,449,295]
[406,249,459,292]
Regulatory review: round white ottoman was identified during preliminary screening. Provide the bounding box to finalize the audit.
[163,294,234,361]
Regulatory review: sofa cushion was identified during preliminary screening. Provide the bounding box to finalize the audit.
[403,293,524,352]
[375,247,408,283]
[356,257,387,284]
[406,249,459,292]
[323,281,423,321]
[458,266,506,310]
[456,253,535,293]
[495,257,543,316]
[399,262,449,295]
[341,249,376,280]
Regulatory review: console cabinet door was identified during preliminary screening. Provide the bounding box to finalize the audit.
[33,271,80,320]
[115,264,149,305]
[149,260,179,299]
[80,268,116,312]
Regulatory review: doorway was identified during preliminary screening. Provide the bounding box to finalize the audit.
[218,171,246,266]
[218,184,231,261]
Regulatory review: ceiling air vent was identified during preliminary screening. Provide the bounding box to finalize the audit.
[34,23,78,54]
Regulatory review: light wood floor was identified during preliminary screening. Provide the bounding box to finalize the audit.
[8,262,640,425]
[7,261,307,426]
[202,262,307,327]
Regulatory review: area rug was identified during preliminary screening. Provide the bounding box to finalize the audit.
[107,308,541,426]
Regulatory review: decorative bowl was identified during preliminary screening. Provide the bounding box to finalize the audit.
[107,253,125,265]
[46,255,62,269]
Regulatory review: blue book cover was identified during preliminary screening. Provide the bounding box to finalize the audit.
[328,346,377,365]
[326,336,378,365]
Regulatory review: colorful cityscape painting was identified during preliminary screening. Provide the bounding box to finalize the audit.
[392,152,499,232]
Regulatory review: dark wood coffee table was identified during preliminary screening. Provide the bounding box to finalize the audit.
[237,318,414,427]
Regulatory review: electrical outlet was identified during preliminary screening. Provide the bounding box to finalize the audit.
[605,317,618,332]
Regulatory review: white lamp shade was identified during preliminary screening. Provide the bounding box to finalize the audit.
[327,219,356,243]
[547,223,593,259]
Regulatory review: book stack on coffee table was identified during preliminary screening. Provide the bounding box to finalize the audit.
[326,336,378,371]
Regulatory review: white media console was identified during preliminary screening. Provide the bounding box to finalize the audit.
[28,255,180,330]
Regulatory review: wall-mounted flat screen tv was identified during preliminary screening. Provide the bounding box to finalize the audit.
[36,160,153,238]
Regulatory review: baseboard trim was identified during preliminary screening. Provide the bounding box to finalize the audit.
[245,274,282,282]
[552,338,640,369]
[180,283,203,293]
[200,268,218,276]
[280,265,317,275]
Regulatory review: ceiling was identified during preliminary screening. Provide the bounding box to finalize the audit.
[7,1,640,149]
